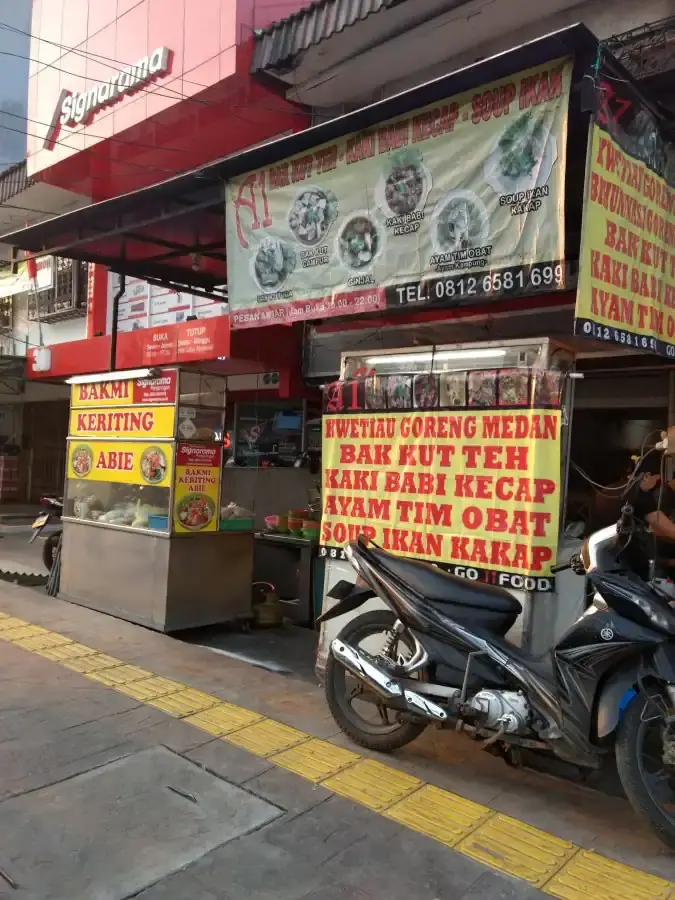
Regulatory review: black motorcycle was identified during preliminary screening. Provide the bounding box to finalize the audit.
[30,496,63,572]
[320,503,675,849]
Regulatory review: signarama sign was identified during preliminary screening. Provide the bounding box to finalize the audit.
[44,47,171,149]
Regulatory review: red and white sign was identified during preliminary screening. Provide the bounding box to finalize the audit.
[116,317,231,368]
[230,288,386,329]
[176,442,222,467]
[133,371,178,405]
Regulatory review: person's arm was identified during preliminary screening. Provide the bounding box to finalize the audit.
[646,511,675,541]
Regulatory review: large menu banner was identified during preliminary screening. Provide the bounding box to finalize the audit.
[575,61,675,356]
[226,59,573,329]
[321,406,562,591]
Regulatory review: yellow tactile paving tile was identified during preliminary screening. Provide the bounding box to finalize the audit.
[86,665,153,687]
[3,609,675,900]
[184,702,263,736]
[0,616,28,631]
[457,813,577,887]
[0,624,49,641]
[147,688,220,718]
[12,632,73,652]
[115,676,186,702]
[226,719,309,757]
[33,642,98,662]
[544,850,673,900]
[386,784,493,847]
[323,758,422,811]
[272,738,360,782]
[61,653,124,674]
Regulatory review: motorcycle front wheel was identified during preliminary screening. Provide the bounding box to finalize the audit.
[615,689,675,850]
[324,609,427,753]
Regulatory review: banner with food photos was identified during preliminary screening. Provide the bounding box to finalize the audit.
[225,59,572,329]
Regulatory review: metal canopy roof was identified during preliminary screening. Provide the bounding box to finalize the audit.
[0,24,650,297]
[251,0,406,74]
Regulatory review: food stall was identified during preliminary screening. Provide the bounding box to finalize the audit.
[60,368,254,632]
[315,336,589,675]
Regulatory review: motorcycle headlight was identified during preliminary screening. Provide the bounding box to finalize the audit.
[635,595,672,633]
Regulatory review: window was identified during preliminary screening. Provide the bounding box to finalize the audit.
[27,259,88,321]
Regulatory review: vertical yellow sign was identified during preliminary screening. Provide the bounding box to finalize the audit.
[173,443,221,533]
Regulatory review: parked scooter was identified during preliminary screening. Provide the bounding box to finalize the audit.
[320,489,675,849]
[30,496,63,571]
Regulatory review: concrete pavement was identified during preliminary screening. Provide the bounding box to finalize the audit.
[0,582,674,899]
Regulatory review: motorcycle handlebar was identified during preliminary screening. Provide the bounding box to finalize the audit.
[550,561,572,574]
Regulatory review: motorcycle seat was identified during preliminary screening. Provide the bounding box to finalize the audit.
[369,549,523,615]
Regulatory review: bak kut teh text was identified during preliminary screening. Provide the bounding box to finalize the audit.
[320,410,561,577]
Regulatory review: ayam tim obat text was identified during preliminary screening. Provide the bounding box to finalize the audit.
[324,495,551,537]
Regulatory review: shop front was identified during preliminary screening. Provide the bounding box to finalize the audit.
[3,26,674,669]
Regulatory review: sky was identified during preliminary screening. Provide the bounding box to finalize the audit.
[0,0,31,172]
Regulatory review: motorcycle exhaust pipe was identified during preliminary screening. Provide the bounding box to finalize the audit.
[331,639,447,723]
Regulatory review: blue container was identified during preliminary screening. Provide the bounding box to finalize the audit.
[147,514,169,532]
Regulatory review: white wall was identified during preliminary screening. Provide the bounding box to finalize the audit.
[378,0,673,101]
[308,0,672,109]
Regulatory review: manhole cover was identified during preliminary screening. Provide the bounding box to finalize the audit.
[0,747,280,899]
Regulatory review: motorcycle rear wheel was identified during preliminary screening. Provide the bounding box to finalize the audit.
[615,689,675,850]
[42,531,60,572]
[324,609,427,753]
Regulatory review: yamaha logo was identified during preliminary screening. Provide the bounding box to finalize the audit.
[600,627,614,641]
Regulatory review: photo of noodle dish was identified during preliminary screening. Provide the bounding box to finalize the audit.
[376,148,431,217]
[287,185,338,245]
[250,238,297,293]
[140,446,168,484]
[176,493,216,531]
[430,189,489,256]
[71,444,93,478]
[336,213,381,271]
[484,110,557,195]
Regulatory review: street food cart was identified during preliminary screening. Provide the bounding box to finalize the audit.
[60,368,254,631]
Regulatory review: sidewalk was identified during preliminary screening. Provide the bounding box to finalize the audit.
[0,581,674,899]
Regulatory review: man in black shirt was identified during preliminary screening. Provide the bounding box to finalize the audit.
[630,451,675,572]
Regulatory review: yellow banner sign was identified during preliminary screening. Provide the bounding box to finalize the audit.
[69,405,176,440]
[173,443,222,533]
[70,370,177,407]
[320,409,561,586]
[575,123,675,356]
[68,440,174,486]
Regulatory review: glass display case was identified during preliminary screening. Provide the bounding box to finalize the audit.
[64,480,171,531]
[334,338,574,414]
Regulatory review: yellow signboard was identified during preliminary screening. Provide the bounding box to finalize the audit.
[320,409,561,582]
[69,405,176,440]
[575,124,675,356]
[173,443,222,533]
[70,370,177,408]
[68,440,174,486]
